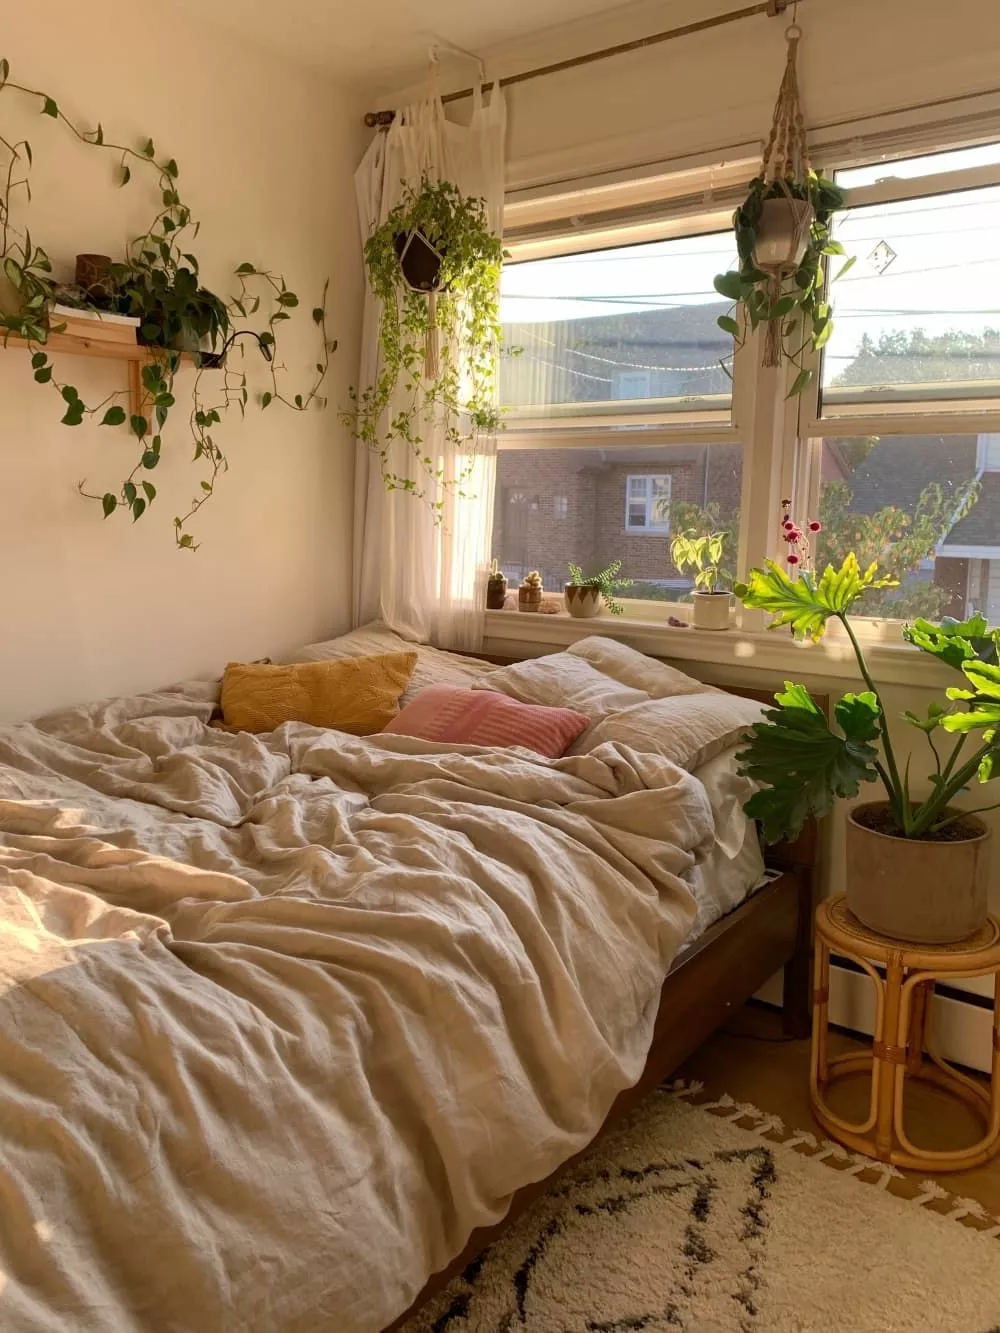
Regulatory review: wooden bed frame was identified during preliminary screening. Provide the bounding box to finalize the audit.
[387,680,823,1330]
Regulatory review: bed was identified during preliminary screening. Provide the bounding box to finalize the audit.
[0,627,818,1333]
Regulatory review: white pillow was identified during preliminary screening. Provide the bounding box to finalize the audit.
[476,636,712,719]
[570,692,765,771]
[567,636,713,699]
[476,652,649,717]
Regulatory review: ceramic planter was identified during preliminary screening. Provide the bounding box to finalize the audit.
[564,584,603,618]
[845,802,991,944]
[690,591,732,631]
[753,196,815,270]
[518,586,543,612]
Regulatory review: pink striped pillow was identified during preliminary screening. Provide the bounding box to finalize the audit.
[381,684,589,758]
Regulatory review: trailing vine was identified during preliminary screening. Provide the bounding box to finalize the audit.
[345,177,505,512]
[0,57,336,548]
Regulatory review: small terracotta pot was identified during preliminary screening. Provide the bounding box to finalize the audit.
[845,802,991,944]
[691,591,732,631]
[518,586,543,613]
[753,197,815,270]
[564,584,603,618]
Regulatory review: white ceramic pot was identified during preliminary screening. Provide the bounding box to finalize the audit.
[753,197,815,270]
[691,591,732,631]
[564,584,603,618]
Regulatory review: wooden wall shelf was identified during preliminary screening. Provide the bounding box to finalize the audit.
[2,330,201,415]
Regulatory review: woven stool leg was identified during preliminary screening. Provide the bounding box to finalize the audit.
[906,978,934,1075]
[874,953,904,1161]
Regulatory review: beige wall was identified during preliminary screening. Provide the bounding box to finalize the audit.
[1,0,364,723]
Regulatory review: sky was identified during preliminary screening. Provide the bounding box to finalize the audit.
[499,142,1000,395]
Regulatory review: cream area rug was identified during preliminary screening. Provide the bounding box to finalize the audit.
[402,1084,1000,1333]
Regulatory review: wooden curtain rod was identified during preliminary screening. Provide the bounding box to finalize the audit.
[363,0,798,127]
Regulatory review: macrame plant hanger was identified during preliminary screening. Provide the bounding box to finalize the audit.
[756,12,815,367]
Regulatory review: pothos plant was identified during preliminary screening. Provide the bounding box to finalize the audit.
[713,172,851,397]
[346,176,505,510]
[0,57,335,548]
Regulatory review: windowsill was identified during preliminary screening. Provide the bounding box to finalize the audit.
[483,609,956,689]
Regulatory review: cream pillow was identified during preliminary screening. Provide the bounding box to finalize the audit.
[569,692,766,771]
[220,652,417,735]
[475,652,650,718]
[567,636,714,699]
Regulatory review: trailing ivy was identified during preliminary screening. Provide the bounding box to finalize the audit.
[0,57,335,548]
[345,177,505,510]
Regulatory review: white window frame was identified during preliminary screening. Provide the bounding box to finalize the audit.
[495,106,1000,642]
[624,474,672,533]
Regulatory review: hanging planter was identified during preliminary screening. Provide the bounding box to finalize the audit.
[392,228,445,293]
[713,22,851,396]
[347,176,506,504]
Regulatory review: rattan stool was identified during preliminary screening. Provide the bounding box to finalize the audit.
[810,895,1000,1172]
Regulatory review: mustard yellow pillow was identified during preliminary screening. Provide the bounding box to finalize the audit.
[219,652,418,735]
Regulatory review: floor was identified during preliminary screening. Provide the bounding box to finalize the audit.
[677,1002,1000,1217]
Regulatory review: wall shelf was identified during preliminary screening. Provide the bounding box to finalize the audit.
[2,330,202,416]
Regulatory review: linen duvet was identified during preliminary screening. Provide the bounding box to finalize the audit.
[0,677,715,1332]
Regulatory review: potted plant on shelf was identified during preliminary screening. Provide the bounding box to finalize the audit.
[712,22,850,395]
[564,561,631,618]
[518,570,544,612]
[670,530,733,630]
[734,547,999,945]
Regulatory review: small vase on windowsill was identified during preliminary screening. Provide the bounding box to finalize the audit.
[690,590,732,631]
[518,570,544,612]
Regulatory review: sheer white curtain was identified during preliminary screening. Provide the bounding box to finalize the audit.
[352,88,506,652]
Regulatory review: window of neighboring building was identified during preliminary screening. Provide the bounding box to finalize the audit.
[625,475,671,531]
[552,495,569,519]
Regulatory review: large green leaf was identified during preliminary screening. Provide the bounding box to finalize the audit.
[737,682,881,844]
[942,659,1000,735]
[734,555,896,642]
[903,614,999,672]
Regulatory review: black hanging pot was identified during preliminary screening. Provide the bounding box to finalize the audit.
[393,228,444,293]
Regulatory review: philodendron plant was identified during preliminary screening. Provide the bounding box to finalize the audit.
[733,554,1000,844]
[669,529,731,594]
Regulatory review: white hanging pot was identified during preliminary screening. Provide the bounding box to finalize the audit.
[753,196,815,271]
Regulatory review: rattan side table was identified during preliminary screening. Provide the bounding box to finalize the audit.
[810,895,1000,1172]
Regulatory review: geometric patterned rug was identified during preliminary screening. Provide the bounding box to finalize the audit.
[401,1084,1000,1333]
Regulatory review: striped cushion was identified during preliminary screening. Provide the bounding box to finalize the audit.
[381,685,588,758]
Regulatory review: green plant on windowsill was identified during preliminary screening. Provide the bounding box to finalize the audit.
[565,560,632,617]
[669,530,732,595]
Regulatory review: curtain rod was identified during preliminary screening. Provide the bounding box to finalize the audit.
[363,0,798,128]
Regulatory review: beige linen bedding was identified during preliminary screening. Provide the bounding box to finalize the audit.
[0,680,714,1333]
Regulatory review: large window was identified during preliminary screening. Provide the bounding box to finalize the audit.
[493,134,1000,632]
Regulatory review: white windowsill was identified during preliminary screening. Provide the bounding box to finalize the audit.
[483,610,956,690]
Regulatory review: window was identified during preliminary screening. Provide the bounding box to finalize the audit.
[500,230,737,426]
[625,475,671,531]
[492,132,1000,636]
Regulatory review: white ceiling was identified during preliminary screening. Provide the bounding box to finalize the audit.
[171,0,628,93]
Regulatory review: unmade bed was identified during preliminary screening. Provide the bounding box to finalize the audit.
[0,628,817,1333]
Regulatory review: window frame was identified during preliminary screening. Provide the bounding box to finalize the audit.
[496,118,1000,640]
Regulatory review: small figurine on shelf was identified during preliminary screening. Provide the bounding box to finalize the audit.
[518,570,544,612]
[486,557,508,610]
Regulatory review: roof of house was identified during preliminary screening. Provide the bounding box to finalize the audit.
[941,472,1000,550]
